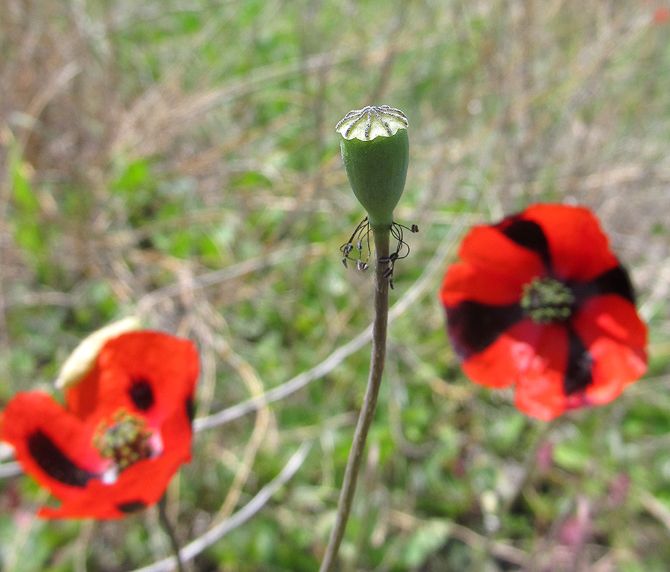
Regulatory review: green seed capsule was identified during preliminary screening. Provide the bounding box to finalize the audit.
[336,105,409,230]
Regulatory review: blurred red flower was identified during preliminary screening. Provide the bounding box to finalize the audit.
[441,204,647,420]
[653,6,670,24]
[0,331,199,519]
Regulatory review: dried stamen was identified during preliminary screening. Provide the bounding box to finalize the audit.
[340,217,372,271]
[93,410,153,472]
[340,218,418,289]
[521,277,575,323]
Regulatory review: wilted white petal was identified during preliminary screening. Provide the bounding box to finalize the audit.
[55,317,142,390]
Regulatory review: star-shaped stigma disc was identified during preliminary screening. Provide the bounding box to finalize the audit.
[335,105,408,141]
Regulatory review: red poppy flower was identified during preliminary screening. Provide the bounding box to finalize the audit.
[653,6,670,25]
[441,204,647,420]
[0,331,199,519]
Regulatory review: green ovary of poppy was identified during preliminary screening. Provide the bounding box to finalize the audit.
[521,277,575,323]
[336,105,409,230]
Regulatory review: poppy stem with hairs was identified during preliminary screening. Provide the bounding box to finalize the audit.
[321,105,410,570]
[319,228,390,572]
[158,496,185,572]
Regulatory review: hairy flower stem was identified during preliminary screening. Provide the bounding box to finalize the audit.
[158,496,185,572]
[320,228,391,572]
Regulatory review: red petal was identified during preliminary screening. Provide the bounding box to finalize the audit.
[0,392,104,501]
[39,408,192,519]
[572,295,647,406]
[442,263,523,306]
[513,323,569,421]
[441,225,545,306]
[462,319,543,388]
[64,365,102,420]
[66,331,199,427]
[462,320,571,420]
[654,7,670,24]
[522,204,618,282]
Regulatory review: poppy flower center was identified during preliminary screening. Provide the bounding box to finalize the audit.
[93,410,153,472]
[521,277,575,323]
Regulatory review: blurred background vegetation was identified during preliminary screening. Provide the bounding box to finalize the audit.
[1,0,669,570]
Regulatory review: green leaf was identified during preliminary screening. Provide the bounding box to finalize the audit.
[402,520,451,568]
[553,440,590,471]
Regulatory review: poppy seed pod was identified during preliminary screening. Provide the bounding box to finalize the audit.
[336,105,409,230]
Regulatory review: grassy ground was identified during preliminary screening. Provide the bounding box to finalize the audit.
[1,0,669,570]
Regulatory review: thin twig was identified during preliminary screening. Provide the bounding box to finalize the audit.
[501,420,556,513]
[319,229,390,572]
[157,496,185,572]
[136,244,322,316]
[388,510,529,568]
[194,305,271,524]
[194,219,465,433]
[639,490,670,533]
[132,442,312,572]
[0,461,21,478]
